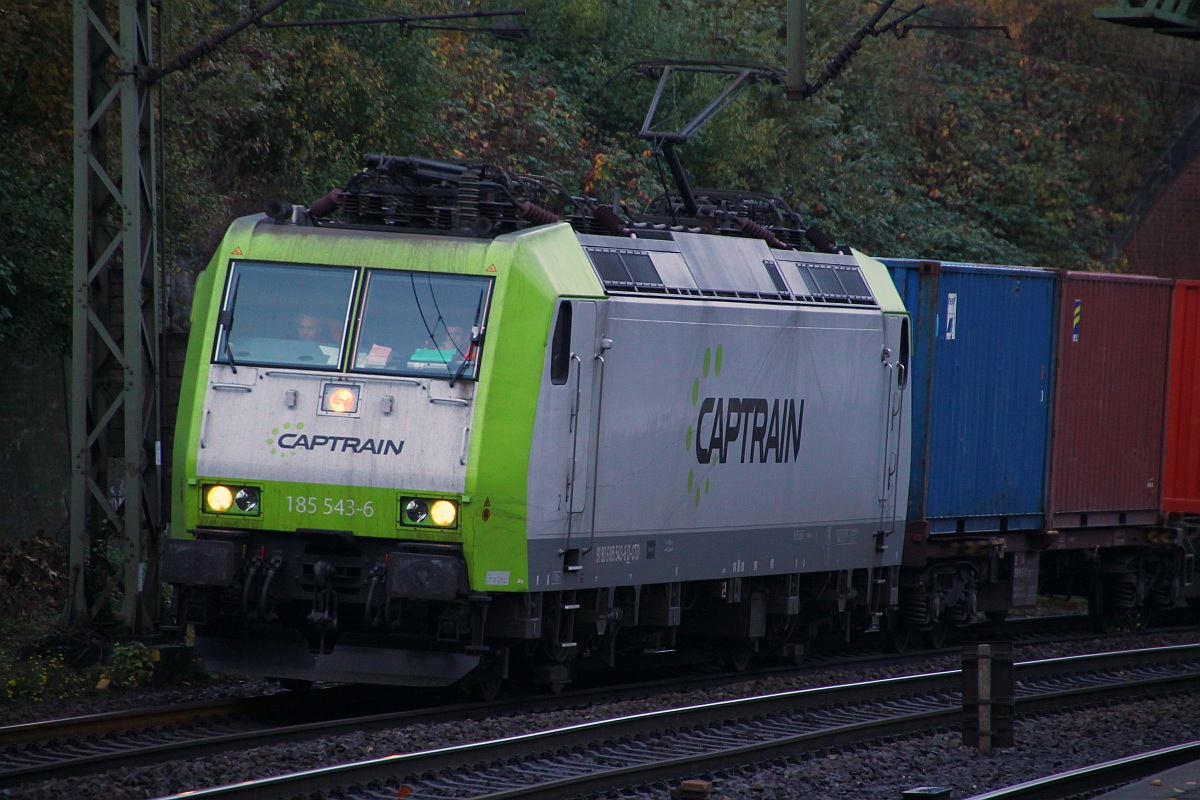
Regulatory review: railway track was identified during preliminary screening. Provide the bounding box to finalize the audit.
[2,618,1193,795]
[134,642,1200,800]
[962,740,1200,800]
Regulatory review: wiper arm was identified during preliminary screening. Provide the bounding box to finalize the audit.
[218,273,241,374]
[448,330,481,387]
[449,292,485,388]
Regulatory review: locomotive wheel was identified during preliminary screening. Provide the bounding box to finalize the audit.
[468,670,504,702]
[528,658,573,694]
[546,665,572,694]
[463,653,506,702]
[725,641,756,672]
[542,640,575,663]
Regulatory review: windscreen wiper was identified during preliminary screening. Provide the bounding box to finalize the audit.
[218,273,241,374]
[449,292,485,388]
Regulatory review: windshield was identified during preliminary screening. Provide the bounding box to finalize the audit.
[352,271,492,381]
[211,261,493,380]
[214,261,357,370]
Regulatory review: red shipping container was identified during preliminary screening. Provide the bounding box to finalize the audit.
[1164,280,1200,512]
[1049,272,1172,528]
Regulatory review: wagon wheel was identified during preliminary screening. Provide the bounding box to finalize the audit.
[1089,583,1116,634]
[883,610,913,653]
[984,609,1008,626]
[923,621,949,650]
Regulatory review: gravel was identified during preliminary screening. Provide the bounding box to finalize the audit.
[4,628,1200,800]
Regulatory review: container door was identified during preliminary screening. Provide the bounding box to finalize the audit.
[926,267,1055,532]
[1049,273,1171,526]
[1165,281,1200,512]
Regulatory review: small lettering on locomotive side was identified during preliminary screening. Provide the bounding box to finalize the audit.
[594,543,641,564]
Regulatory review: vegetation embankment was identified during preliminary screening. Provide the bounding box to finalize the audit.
[4,0,1200,350]
[0,535,163,703]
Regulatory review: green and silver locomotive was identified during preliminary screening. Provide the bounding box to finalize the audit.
[163,156,911,691]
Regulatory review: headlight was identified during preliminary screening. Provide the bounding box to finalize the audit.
[235,487,259,513]
[405,499,429,523]
[400,497,458,528]
[429,500,457,527]
[202,483,261,516]
[205,485,233,513]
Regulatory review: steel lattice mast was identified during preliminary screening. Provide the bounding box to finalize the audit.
[69,0,162,631]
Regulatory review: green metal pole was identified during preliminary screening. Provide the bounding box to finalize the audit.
[786,0,807,100]
[69,0,161,631]
[68,0,95,626]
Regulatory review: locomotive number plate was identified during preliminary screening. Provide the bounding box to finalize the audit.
[285,495,377,517]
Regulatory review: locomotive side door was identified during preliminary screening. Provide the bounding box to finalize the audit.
[545,300,601,568]
[878,313,910,540]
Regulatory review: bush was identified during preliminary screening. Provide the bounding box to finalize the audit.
[0,535,194,702]
[101,642,157,690]
[0,532,66,641]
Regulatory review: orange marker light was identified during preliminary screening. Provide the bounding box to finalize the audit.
[329,387,356,413]
[321,383,361,414]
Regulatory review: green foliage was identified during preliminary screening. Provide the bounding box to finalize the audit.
[8,0,1200,345]
[0,534,180,701]
[0,533,65,641]
[2,651,84,703]
[0,156,72,350]
[1,639,158,702]
[0,0,73,349]
[102,642,157,690]
[0,535,90,702]
[88,537,128,622]
[0,255,16,330]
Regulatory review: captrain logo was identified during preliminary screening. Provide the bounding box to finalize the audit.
[267,421,404,459]
[683,345,721,507]
[685,345,806,506]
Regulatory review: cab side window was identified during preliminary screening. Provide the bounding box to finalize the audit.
[550,302,572,385]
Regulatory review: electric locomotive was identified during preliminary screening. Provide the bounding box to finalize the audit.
[162,155,912,691]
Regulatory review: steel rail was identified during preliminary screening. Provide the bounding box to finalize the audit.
[6,629,1197,792]
[962,740,1200,800]
[0,615,1067,787]
[0,649,956,790]
[148,643,1200,800]
[0,696,254,748]
[0,612,1174,752]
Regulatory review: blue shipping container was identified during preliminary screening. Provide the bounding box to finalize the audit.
[883,259,1056,534]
